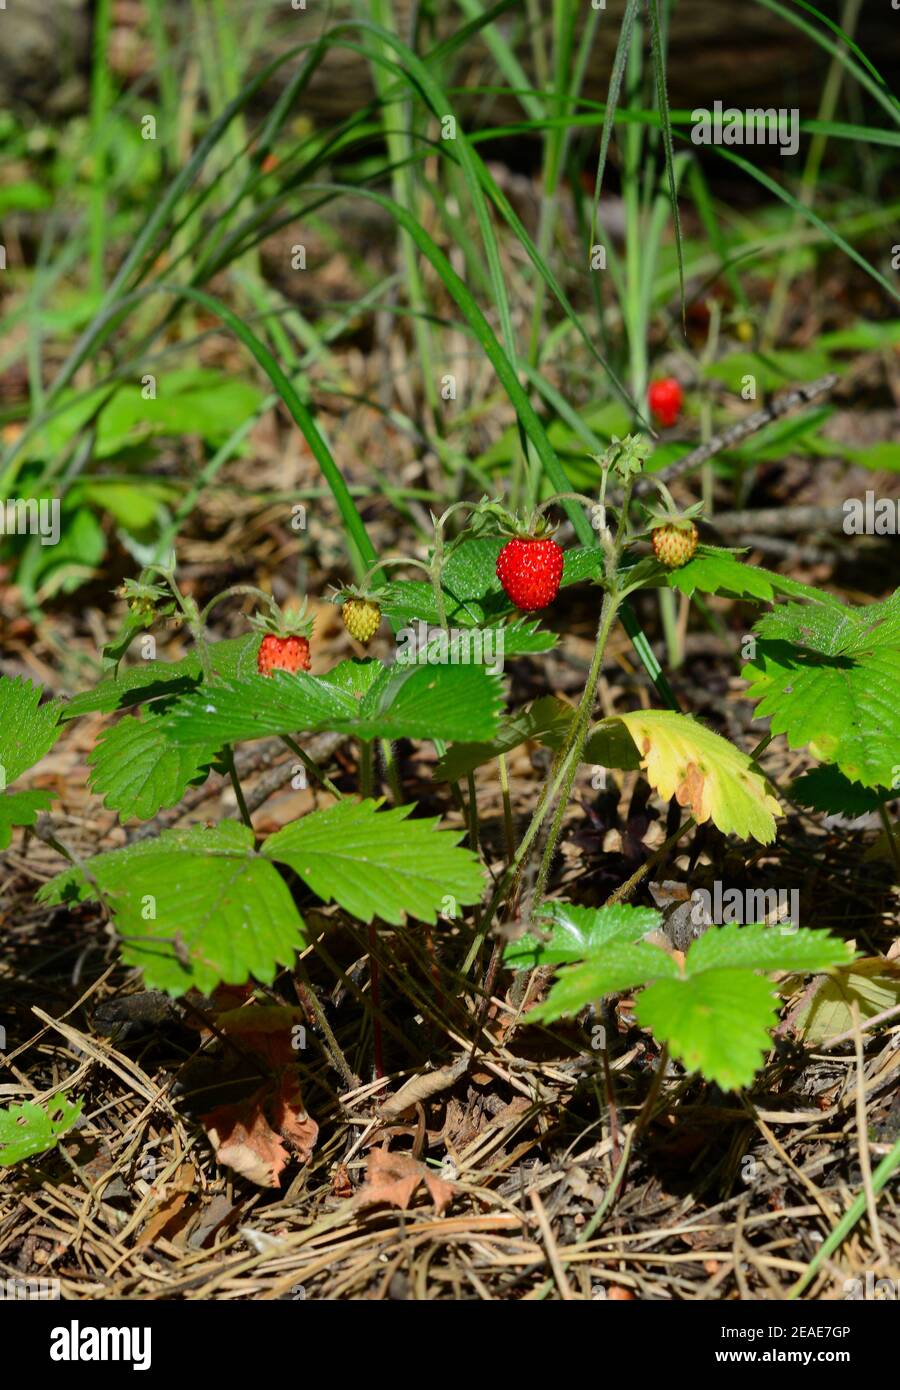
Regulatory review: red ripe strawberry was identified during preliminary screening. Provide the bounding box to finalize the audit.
[250,598,314,676]
[257,633,311,675]
[648,377,684,428]
[496,537,564,611]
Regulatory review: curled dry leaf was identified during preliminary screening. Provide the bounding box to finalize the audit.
[202,1071,318,1188]
[273,1072,318,1162]
[356,1146,455,1214]
[204,1088,288,1189]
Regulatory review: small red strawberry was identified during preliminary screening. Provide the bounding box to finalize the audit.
[250,599,314,676]
[648,377,684,428]
[496,536,564,611]
[650,521,698,569]
[257,633,310,675]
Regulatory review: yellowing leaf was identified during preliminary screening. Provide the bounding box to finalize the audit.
[617,710,781,844]
[794,959,900,1045]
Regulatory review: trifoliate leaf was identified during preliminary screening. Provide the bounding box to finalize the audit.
[88,714,219,821]
[0,789,54,850]
[636,971,779,1091]
[159,662,503,747]
[523,915,852,1090]
[616,709,781,843]
[0,677,62,784]
[263,799,484,925]
[527,941,679,1023]
[38,821,305,995]
[0,1094,83,1166]
[504,900,661,970]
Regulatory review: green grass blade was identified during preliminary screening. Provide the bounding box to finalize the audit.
[754,0,900,123]
[589,0,641,250]
[788,1136,900,1298]
[160,283,378,581]
[647,0,685,327]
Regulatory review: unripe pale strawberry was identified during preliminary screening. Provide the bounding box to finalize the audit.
[343,597,381,645]
[651,521,698,569]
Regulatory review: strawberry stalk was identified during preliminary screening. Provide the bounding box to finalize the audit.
[532,588,622,904]
[368,922,384,1081]
[530,472,639,904]
[461,477,639,980]
[358,739,384,1079]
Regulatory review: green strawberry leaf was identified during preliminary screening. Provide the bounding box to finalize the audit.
[660,547,839,604]
[636,971,779,1091]
[61,634,261,718]
[743,595,900,788]
[504,900,661,969]
[39,821,306,995]
[527,941,679,1022]
[790,766,895,817]
[525,917,851,1089]
[263,798,484,925]
[0,1094,83,1166]
[0,789,55,850]
[88,714,219,821]
[683,922,852,975]
[433,696,574,782]
[158,661,503,747]
[753,591,900,656]
[0,677,62,785]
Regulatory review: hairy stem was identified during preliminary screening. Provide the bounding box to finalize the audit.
[532,589,621,905]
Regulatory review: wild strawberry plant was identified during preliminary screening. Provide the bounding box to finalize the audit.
[3,430,888,1175]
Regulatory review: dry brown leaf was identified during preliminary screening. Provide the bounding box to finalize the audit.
[136,1166,196,1249]
[379,1056,469,1120]
[203,1089,289,1189]
[273,1072,319,1162]
[202,1071,318,1186]
[331,1162,353,1199]
[356,1147,455,1214]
